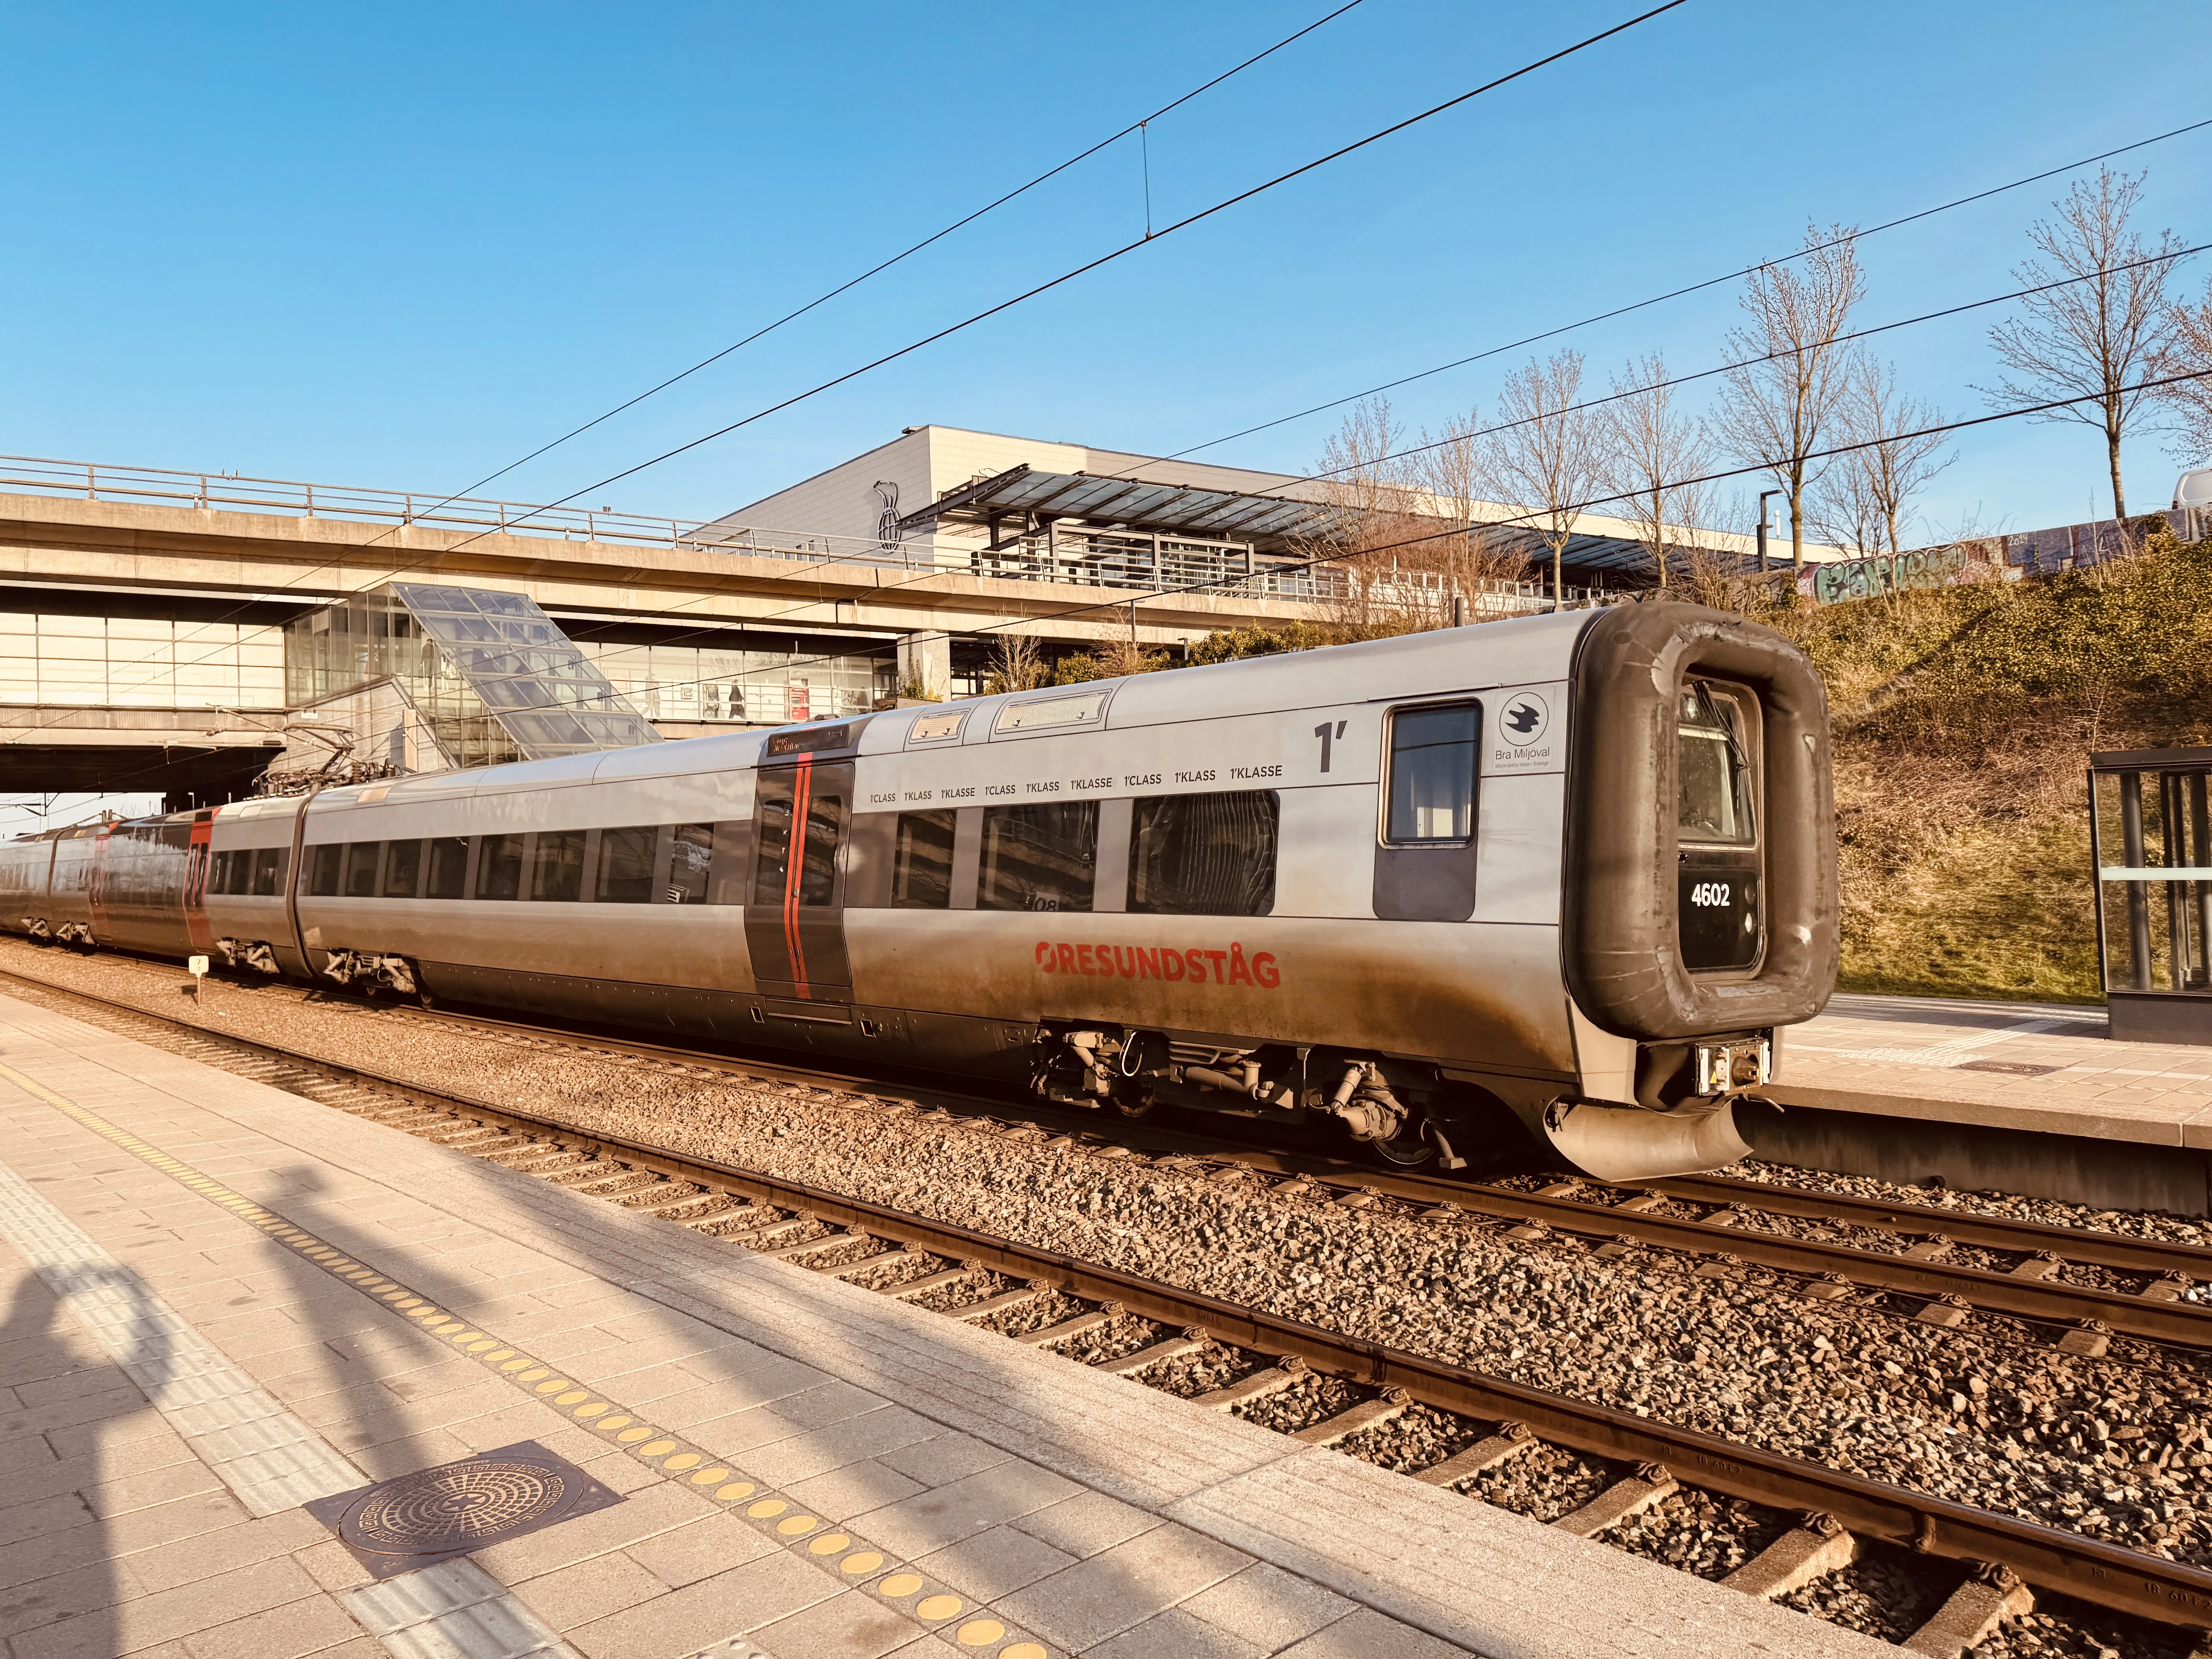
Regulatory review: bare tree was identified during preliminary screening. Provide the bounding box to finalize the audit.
[2157,271,2212,467]
[1980,166,2181,519]
[1840,355,1953,553]
[1712,223,1867,573]
[1603,352,1712,588]
[984,629,1047,694]
[1486,350,1607,610]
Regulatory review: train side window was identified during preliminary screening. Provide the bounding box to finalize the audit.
[383,838,424,899]
[477,834,524,900]
[425,837,469,900]
[251,847,286,896]
[891,810,957,908]
[1128,792,1278,916]
[533,831,585,902]
[979,803,1097,913]
[342,842,381,898]
[667,823,713,904]
[596,826,657,902]
[1384,702,1480,845]
[208,850,235,895]
[308,844,343,897]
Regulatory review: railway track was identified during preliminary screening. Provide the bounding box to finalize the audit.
[4,956,2212,1648]
[7,951,2205,1358]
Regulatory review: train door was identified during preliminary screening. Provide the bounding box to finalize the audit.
[744,757,854,1012]
[184,812,216,953]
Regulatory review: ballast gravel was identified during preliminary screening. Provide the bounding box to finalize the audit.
[13,942,2212,1573]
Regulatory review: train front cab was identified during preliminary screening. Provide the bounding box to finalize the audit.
[1539,599,1838,1179]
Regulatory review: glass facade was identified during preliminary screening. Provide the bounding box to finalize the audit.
[283,584,662,768]
[582,641,891,726]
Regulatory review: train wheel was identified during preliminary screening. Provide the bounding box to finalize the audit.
[1366,1130,1434,1168]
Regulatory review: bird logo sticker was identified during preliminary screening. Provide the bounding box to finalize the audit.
[1499,693,1549,746]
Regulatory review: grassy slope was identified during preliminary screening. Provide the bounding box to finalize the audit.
[1768,535,2212,1001]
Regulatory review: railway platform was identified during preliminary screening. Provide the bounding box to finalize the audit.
[0,990,1890,1659]
[1764,993,2212,1214]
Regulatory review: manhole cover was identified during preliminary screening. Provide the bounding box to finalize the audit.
[307,1441,622,1578]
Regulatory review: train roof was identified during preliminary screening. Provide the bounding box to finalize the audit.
[268,606,1599,814]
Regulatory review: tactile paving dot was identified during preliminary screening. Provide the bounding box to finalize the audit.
[878,1572,924,1598]
[916,1594,963,1620]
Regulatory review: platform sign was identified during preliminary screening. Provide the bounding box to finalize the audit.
[187,954,208,995]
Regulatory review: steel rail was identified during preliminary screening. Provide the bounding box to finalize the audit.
[7,964,2208,1626]
[5,953,2211,1352]
[1654,1171,2212,1280]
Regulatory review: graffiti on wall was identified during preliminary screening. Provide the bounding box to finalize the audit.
[1793,514,2174,606]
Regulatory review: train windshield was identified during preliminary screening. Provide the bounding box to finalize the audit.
[1677,682,1755,845]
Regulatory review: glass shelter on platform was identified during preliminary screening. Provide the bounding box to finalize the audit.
[2089,745,2212,1045]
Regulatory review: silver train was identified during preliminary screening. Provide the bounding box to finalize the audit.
[0,600,1836,1181]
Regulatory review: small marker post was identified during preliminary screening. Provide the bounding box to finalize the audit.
[187,954,208,999]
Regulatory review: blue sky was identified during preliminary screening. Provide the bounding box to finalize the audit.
[3,0,2209,543]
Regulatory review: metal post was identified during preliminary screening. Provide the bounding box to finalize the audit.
[2193,772,2212,991]
[2089,770,2111,996]
[2122,770,2153,990]
[2167,773,2190,991]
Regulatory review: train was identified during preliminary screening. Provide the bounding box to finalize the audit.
[0,599,1837,1182]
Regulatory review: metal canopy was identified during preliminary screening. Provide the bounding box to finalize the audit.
[899,464,1344,545]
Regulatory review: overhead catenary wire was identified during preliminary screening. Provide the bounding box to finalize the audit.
[0,0,1697,764]
[13,231,2203,742]
[223,364,2212,787]
[1114,112,2212,472]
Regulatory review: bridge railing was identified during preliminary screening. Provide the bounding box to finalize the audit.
[0,452,1341,605]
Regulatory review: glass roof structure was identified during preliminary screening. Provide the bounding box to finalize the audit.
[284,582,661,769]
[897,464,1347,546]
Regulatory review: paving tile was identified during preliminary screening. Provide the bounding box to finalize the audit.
[1273,1607,1468,1658]
[782,1458,928,1524]
[125,1510,328,1596]
[568,1550,838,1659]
[621,1513,778,1589]
[511,1549,669,1628]
[1179,1562,1357,1651]
[0,1491,95,1553]
[852,1462,1084,1561]
[1010,1491,1164,1561]
[175,1591,362,1659]
[1089,1606,1265,1659]
[913,1524,1077,1602]
[997,1521,1249,1652]
[871,1433,1013,1491]
[734,1409,938,1487]
[747,1586,917,1659]
[25,1557,317,1658]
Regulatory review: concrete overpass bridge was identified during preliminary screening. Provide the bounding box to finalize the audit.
[0,453,1346,806]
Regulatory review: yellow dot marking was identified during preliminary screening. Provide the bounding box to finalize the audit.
[955,1620,1006,1647]
[916,1595,962,1621]
[715,1482,756,1502]
[573,1403,607,1419]
[517,1369,549,1382]
[435,1322,466,1334]
[501,1359,532,1372]
[468,1341,499,1353]
[486,1349,515,1361]
[555,1391,588,1406]
[878,1573,923,1598]
[775,1515,816,1535]
[1001,1645,1047,1659]
[599,1416,632,1432]
[617,1427,653,1444]
[808,1533,850,1555]
[689,1467,729,1486]
[534,1379,570,1394]
[841,1551,884,1575]
[663,1453,700,1472]
[747,1499,787,1520]
[639,1440,677,1458]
